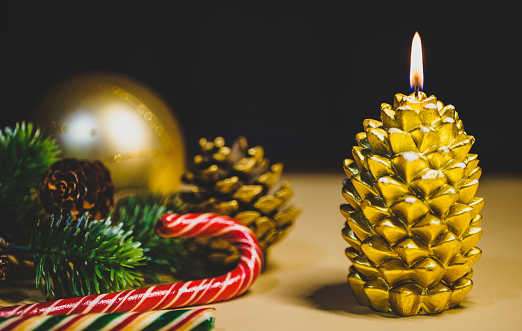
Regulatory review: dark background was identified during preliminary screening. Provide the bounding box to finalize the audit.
[0,1,519,174]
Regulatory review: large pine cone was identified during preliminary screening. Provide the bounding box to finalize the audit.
[182,136,299,267]
[39,158,114,220]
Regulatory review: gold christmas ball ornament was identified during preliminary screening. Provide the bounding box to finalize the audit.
[30,72,185,193]
[341,92,483,316]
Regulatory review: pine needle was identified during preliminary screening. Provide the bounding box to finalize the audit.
[0,122,60,243]
[30,212,146,299]
[111,193,192,282]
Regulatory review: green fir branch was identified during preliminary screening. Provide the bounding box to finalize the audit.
[111,193,192,282]
[30,212,146,299]
[0,122,60,243]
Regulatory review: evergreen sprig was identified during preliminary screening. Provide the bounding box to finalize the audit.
[111,193,192,281]
[0,122,60,242]
[30,212,146,299]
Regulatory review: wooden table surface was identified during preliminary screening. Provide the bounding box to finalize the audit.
[211,173,522,330]
[1,173,521,330]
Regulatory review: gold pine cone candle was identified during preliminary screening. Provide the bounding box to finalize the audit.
[341,92,483,316]
[182,136,299,267]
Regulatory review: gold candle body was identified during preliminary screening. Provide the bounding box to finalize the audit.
[341,92,483,316]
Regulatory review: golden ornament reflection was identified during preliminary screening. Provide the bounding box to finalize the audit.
[30,72,185,193]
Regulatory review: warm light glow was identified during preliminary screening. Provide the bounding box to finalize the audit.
[63,112,98,145]
[104,105,150,151]
[410,31,423,92]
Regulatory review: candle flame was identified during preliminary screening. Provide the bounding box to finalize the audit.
[410,32,423,92]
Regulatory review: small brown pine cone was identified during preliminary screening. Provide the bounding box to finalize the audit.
[0,238,9,281]
[0,253,9,281]
[39,158,114,220]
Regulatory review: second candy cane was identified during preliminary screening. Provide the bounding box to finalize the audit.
[0,213,263,318]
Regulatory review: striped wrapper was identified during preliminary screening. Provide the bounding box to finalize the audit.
[0,308,215,331]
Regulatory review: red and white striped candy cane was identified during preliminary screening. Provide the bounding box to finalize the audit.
[0,213,263,318]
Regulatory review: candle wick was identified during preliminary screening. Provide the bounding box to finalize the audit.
[413,76,421,99]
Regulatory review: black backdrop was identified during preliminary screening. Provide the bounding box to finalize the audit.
[0,1,519,173]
